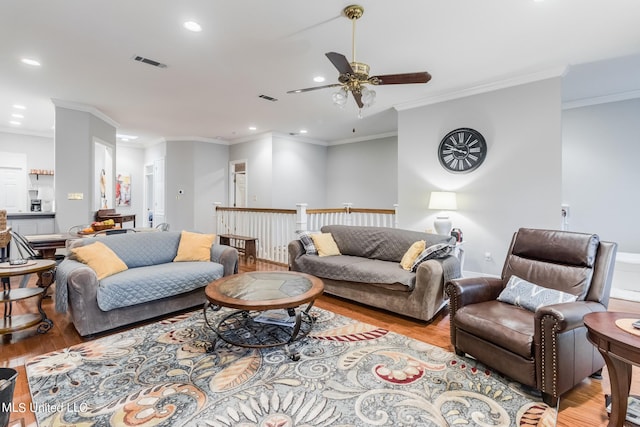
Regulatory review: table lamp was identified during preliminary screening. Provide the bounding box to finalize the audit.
[428,191,457,235]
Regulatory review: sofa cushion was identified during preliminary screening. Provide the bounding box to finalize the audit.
[294,254,416,289]
[310,233,341,257]
[400,240,426,271]
[96,262,223,311]
[174,231,216,262]
[297,230,319,255]
[497,275,578,311]
[71,241,128,280]
[411,243,453,272]
[321,225,453,262]
[72,232,183,268]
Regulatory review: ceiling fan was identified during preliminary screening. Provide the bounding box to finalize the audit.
[287,4,432,110]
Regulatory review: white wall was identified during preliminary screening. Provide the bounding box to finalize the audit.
[562,98,640,251]
[398,78,563,275]
[326,136,398,209]
[272,135,326,208]
[115,144,145,225]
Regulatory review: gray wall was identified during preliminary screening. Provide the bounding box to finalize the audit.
[398,78,563,275]
[326,136,398,209]
[54,106,116,233]
[165,139,228,232]
[562,98,640,252]
[272,135,326,208]
[229,135,272,207]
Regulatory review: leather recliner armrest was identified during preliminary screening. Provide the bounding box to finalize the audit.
[445,276,505,308]
[535,300,606,332]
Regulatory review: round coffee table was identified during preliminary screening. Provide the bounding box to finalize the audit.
[203,271,324,360]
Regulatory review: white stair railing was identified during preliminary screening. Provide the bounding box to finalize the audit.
[214,203,397,264]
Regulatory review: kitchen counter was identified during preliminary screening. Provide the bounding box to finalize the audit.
[7,212,55,219]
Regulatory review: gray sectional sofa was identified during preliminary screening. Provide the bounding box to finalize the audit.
[288,225,460,322]
[56,231,238,336]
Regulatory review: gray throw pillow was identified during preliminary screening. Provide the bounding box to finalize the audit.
[497,275,578,312]
[411,242,453,272]
[297,231,319,255]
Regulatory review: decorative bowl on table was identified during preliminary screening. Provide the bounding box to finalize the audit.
[92,223,115,231]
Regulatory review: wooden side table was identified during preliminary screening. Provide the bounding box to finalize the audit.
[219,234,257,265]
[584,311,640,427]
[0,259,56,334]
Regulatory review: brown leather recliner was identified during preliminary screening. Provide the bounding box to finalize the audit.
[445,228,617,406]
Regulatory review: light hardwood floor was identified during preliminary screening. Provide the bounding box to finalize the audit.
[2,258,638,427]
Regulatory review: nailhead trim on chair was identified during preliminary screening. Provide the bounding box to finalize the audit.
[540,314,560,398]
[445,284,459,345]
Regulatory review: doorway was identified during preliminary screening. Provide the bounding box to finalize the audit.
[0,152,27,212]
[230,160,247,208]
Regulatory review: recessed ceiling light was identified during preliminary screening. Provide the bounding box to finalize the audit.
[249,126,257,131]
[117,133,138,140]
[13,104,26,110]
[299,129,308,134]
[9,121,21,126]
[183,21,202,32]
[21,58,41,67]
[11,113,24,119]
[313,76,326,83]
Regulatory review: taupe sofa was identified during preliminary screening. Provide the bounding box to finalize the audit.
[288,225,460,322]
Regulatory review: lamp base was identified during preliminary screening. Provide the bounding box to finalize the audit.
[434,216,452,236]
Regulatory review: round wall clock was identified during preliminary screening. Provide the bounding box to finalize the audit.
[438,128,487,173]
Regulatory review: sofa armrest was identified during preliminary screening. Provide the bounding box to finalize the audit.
[288,240,305,270]
[210,244,238,276]
[55,259,99,313]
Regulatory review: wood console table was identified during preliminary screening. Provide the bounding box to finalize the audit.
[585,311,640,427]
[95,209,136,228]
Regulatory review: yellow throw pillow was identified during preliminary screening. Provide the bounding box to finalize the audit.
[310,233,341,257]
[400,240,426,271]
[173,231,216,262]
[71,241,128,280]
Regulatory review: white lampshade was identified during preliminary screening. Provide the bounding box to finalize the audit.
[428,191,457,211]
[428,191,457,235]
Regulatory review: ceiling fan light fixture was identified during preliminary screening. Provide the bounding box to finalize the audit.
[360,86,376,108]
[332,87,349,107]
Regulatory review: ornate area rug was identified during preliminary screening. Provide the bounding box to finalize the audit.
[26,308,556,426]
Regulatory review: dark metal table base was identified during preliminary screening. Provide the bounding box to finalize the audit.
[203,302,316,360]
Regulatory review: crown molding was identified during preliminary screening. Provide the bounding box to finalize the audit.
[163,136,230,146]
[394,66,568,111]
[0,126,53,139]
[329,131,398,146]
[51,98,119,128]
[562,89,640,110]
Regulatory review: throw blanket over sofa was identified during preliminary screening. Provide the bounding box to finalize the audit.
[288,225,460,322]
[56,231,238,336]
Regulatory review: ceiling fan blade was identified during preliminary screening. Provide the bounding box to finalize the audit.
[352,91,364,109]
[287,83,343,94]
[369,71,432,85]
[326,52,355,75]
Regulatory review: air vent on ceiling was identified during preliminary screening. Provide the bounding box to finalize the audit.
[259,94,278,102]
[133,55,167,68]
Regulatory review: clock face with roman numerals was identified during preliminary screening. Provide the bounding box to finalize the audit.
[438,128,487,173]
